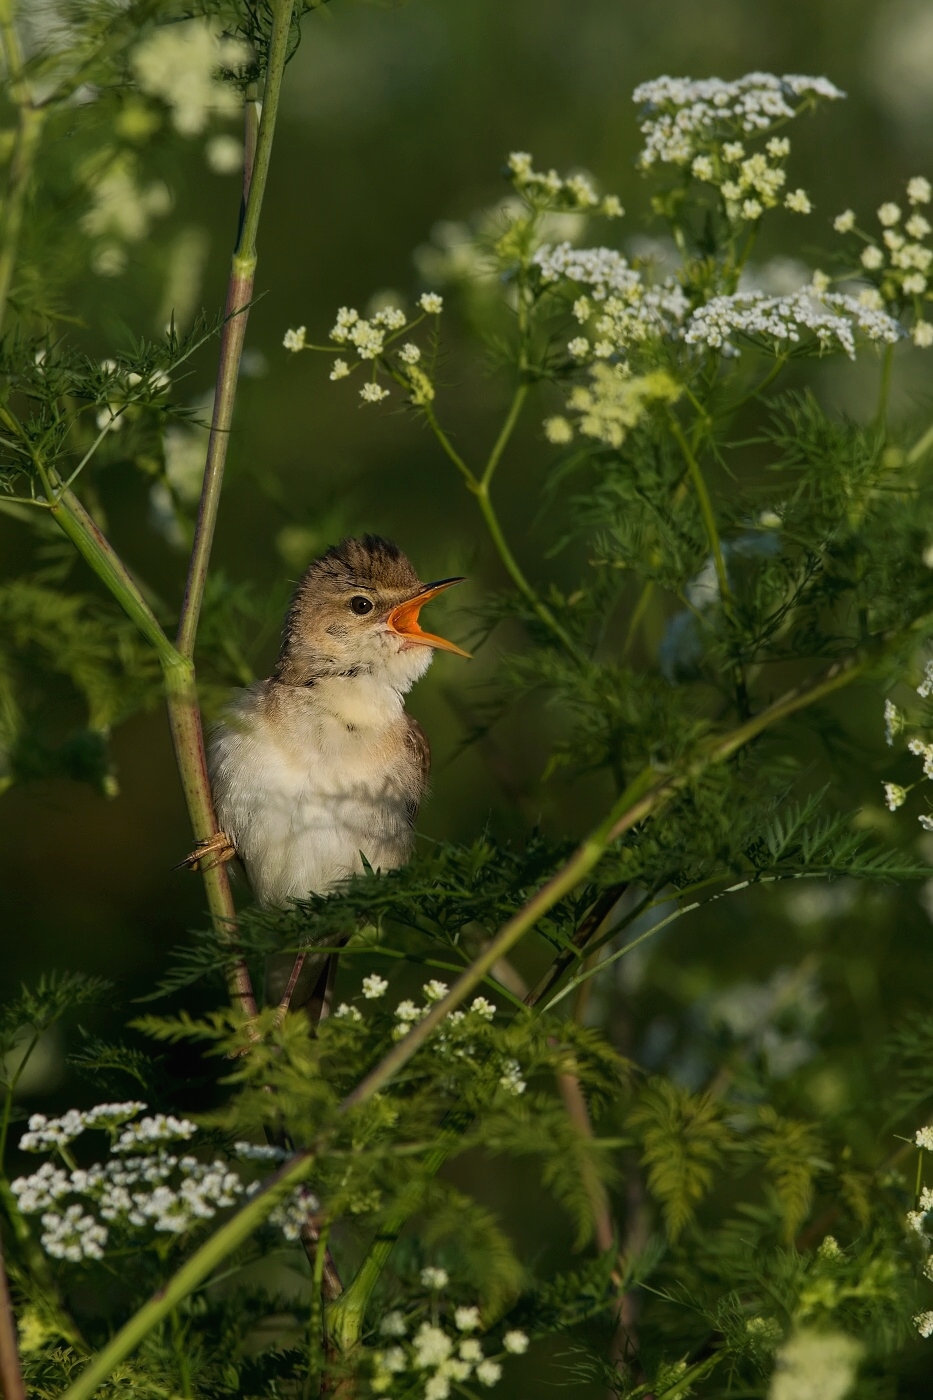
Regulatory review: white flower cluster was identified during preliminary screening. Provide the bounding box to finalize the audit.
[533,243,641,302]
[334,976,527,1096]
[11,1103,315,1262]
[632,73,844,170]
[507,152,623,218]
[285,295,442,407]
[19,1101,147,1151]
[131,19,251,136]
[547,365,681,450]
[692,137,811,225]
[83,155,173,277]
[371,1282,529,1398]
[835,178,933,346]
[683,289,901,359]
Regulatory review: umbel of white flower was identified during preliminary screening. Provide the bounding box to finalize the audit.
[11,1104,317,1261]
[633,73,845,170]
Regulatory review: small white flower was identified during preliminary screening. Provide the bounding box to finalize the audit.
[360,383,390,404]
[817,1235,842,1260]
[362,974,389,999]
[916,1125,933,1150]
[424,1376,451,1400]
[498,1058,526,1095]
[329,359,350,380]
[423,980,449,1002]
[861,245,884,270]
[544,416,573,444]
[833,209,856,233]
[380,1311,408,1337]
[459,1338,483,1363]
[455,1306,480,1331]
[884,782,907,811]
[601,195,624,217]
[413,1322,453,1368]
[904,273,928,295]
[914,321,933,348]
[907,212,932,239]
[475,1359,502,1386]
[920,815,933,831]
[766,137,790,157]
[908,177,932,206]
[742,197,763,221]
[915,1310,933,1339]
[205,135,243,175]
[722,141,745,162]
[420,1265,449,1289]
[373,307,407,330]
[419,292,443,314]
[398,342,421,364]
[335,1003,363,1022]
[283,326,306,352]
[691,154,714,181]
[503,1330,529,1353]
[878,202,902,227]
[376,1346,407,1374]
[567,337,590,358]
[785,188,812,214]
[810,269,830,294]
[885,699,902,745]
[469,997,496,1020]
[918,660,933,698]
[394,1000,422,1022]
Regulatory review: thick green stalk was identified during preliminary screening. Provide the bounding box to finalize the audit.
[176,1,294,658]
[0,0,45,338]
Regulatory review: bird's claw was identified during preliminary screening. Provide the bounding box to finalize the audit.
[177,831,237,872]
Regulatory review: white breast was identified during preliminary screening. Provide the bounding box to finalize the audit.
[208,677,417,906]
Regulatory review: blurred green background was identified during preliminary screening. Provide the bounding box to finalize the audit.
[4,0,933,1330]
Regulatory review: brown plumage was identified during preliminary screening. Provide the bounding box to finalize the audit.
[205,536,466,908]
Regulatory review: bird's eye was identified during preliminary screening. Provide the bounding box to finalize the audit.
[350,595,374,616]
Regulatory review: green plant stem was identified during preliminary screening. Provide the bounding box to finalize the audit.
[875,342,894,434]
[176,2,294,660]
[0,0,45,338]
[0,1233,24,1400]
[668,417,732,614]
[421,394,584,660]
[480,382,528,489]
[36,474,257,1017]
[57,650,867,1399]
[473,480,584,659]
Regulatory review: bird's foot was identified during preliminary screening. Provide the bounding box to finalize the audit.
[177,830,237,872]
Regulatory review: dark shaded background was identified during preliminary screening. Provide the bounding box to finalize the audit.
[3,3,933,1384]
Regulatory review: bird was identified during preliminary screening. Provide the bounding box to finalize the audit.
[191,536,469,1010]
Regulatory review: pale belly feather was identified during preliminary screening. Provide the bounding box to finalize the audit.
[208,681,416,906]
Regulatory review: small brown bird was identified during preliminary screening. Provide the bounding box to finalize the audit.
[203,536,468,913]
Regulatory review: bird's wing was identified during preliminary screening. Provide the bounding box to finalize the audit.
[403,713,431,825]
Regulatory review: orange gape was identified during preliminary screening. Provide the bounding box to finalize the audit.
[386,579,471,657]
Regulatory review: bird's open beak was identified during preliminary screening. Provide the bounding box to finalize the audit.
[386,577,471,658]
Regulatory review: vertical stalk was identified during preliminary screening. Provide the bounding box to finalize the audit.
[0,1234,24,1400]
[0,0,45,338]
[668,418,732,615]
[176,2,294,657]
[163,0,293,1017]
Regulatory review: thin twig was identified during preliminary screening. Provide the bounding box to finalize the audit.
[0,1234,25,1400]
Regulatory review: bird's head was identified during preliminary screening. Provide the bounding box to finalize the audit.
[275,535,469,690]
